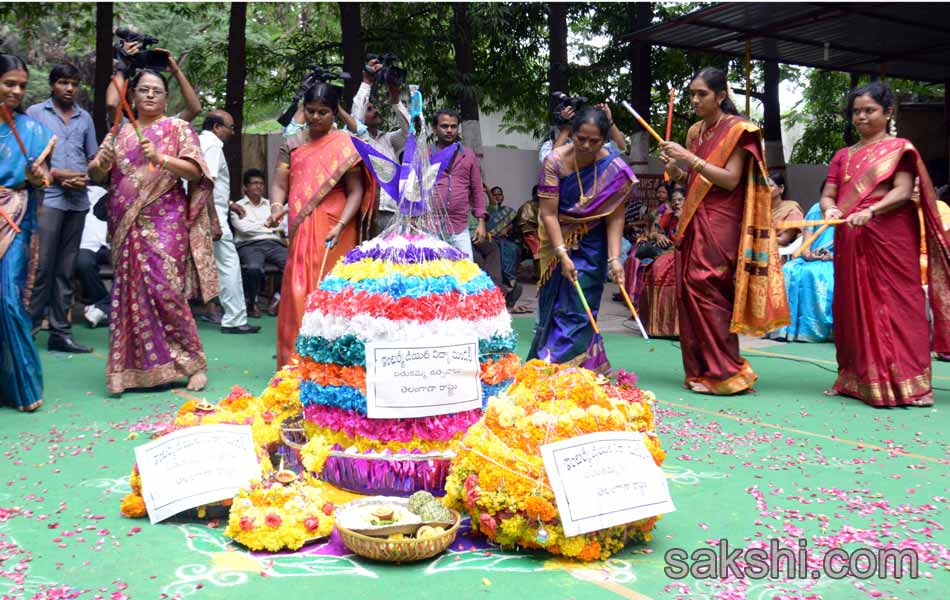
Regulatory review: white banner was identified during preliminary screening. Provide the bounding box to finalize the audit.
[134,424,260,524]
[365,337,482,419]
[541,431,675,537]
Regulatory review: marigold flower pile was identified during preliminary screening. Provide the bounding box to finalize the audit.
[224,472,336,552]
[444,360,667,561]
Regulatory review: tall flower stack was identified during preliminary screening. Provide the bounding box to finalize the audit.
[296,234,521,495]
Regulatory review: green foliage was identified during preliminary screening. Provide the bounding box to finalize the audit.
[786,70,849,164]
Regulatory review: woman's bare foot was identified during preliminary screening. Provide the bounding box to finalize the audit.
[688,380,710,393]
[909,394,934,407]
[187,372,208,391]
[822,388,839,397]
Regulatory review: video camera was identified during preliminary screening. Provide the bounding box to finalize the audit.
[277,65,351,127]
[113,27,169,73]
[551,91,588,126]
[366,53,407,89]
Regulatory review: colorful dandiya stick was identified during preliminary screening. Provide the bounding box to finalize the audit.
[572,278,600,336]
[317,239,333,282]
[111,76,143,141]
[618,285,649,340]
[792,224,831,260]
[776,219,845,228]
[109,81,128,147]
[663,89,675,182]
[621,101,664,145]
[1,104,31,162]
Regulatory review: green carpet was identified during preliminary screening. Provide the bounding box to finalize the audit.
[2,316,948,599]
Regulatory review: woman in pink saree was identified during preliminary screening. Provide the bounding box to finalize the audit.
[89,70,218,394]
[819,81,950,407]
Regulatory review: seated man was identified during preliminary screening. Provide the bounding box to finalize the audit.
[230,169,288,317]
[76,186,111,328]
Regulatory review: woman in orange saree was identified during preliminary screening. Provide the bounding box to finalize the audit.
[270,83,375,368]
[819,81,950,407]
[660,67,789,395]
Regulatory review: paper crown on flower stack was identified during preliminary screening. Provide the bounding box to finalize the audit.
[350,134,458,217]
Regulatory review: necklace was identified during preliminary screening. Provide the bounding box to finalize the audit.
[573,153,599,205]
[699,112,724,141]
[843,135,888,183]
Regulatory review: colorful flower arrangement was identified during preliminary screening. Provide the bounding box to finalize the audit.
[444,360,667,561]
[224,472,336,552]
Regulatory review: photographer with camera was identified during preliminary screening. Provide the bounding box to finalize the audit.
[350,54,411,234]
[539,94,626,163]
[106,29,202,124]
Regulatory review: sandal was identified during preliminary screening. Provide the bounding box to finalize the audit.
[510,304,532,314]
[822,388,839,397]
[909,394,934,407]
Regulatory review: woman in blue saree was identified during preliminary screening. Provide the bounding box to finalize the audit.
[769,202,835,342]
[0,54,54,412]
[528,107,636,372]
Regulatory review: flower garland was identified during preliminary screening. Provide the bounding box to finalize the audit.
[296,333,518,367]
[444,360,667,561]
[332,258,484,284]
[224,473,336,552]
[304,288,506,323]
[320,272,493,297]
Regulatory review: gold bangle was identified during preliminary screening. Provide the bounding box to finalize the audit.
[161,155,170,170]
[692,156,706,173]
[607,256,622,264]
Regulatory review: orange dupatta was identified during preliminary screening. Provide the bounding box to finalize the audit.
[677,115,790,336]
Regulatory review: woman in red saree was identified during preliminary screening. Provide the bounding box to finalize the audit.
[270,83,375,367]
[88,70,218,394]
[660,67,789,395]
[820,81,950,407]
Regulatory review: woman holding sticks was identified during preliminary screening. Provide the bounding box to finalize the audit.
[819,81,950,407]
[88,69,218,394]
[659,67,789,395]
[527,107,637,373]
[0,54,54,412]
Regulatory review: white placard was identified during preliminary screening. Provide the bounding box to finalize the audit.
[134,424,261,524]
[541,431,676,537]
[365,337,482,419]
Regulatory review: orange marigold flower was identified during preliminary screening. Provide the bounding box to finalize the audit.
[578,540,602,561]
[524,496,557,522]
[120,493,147,518]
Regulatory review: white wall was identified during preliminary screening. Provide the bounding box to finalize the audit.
[480,146,542,208]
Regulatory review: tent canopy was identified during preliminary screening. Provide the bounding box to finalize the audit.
[624,2,950,83]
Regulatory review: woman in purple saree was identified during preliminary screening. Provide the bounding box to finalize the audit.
[89,70,218,394]
[527,107,636,372]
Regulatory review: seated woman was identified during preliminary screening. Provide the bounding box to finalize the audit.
[769,171,803,248]
[768,202,834,342]
[625,185,684,337]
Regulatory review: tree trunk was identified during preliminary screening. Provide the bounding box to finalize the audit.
[627,2,653,170]
[225,1,248,200]
[453,3,484,166]
[93,2,114,143]
[845,72,860,146]
[762,59,784,169]
[339,3,363,107]
[547,2,569,112]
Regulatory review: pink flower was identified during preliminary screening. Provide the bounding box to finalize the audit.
[239,517,255,531]
[321,502,335,516]
[264,513,282,528]
[463,474,480,511]
[479,513,497,537]
[304,516,320,532]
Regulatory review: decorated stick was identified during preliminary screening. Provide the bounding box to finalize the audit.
[776,219,845,228]
[1,104,30,162]
[317,239,333,282]
[572,278,600,335]
[792,224,831,260]
[663,89,675,182]
[618,285,650,340]
[621,101,664,145]
[109,81,128,147]
[0,207,19,233]
[111,76,142,141]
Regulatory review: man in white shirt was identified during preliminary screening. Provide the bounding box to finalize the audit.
[351,58,411,234]
[231,169,288,318]
[198,110,259,334]
[75,186,110,328]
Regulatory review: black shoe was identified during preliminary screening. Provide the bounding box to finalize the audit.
[505,282,523,309]
[197,313,223,325]
[48,336,93,354]
[221,324,261,334]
